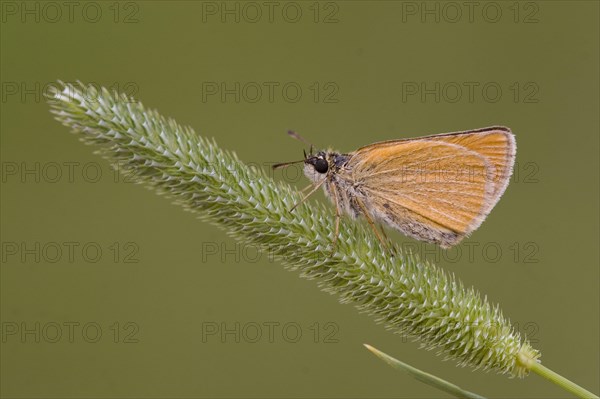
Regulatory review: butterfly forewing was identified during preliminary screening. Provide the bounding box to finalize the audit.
[425,127,516,207]
[344,128,515,247]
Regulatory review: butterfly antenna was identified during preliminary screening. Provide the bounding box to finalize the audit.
[272,159,305,170]
[287,130,314,147]
[273,130,314,170]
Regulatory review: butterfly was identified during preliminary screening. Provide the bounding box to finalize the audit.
[274,127,516,249]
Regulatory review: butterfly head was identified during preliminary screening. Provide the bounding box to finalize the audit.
[271,131,345,184]
[303,150,336,184]
[305,150,329,172]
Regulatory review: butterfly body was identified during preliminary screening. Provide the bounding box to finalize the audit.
[300,127,516,248]
[304,151,362,218]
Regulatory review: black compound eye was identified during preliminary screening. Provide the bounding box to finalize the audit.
[314,158,329,174]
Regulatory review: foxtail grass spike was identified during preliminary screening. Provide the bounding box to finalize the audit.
[48,81,539,377]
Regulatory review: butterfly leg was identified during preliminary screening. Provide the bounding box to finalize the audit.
[298,183,315,194]
[355,198,393,253]
[377,223,398,257]
[289,179,327,212]
[329,183,342,255]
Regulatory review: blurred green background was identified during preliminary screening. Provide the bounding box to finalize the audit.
[1,1,598,398]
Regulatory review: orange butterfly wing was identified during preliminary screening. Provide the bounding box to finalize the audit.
[345,127,515,247]
[425,127,516,212]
